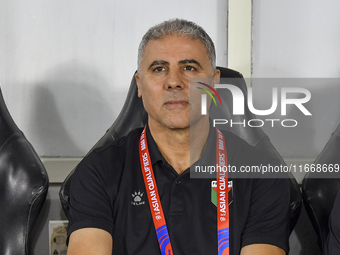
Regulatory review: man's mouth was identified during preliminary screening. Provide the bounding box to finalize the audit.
[164,100,189,109]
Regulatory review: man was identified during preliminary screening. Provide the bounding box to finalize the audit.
[67,19,290,254]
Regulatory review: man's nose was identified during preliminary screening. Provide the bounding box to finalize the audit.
[166,69,184,90]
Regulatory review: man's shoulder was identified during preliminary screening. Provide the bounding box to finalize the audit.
[221,129,274,156]
[220,129,252,148]
[93,127,144,155]
[73,127,144,176]
[220,129,282,169]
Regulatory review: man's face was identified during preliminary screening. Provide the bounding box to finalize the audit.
[136,34,220,130]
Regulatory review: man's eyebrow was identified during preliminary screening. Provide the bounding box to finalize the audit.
[148,60,169,70]
[179,59,202,68]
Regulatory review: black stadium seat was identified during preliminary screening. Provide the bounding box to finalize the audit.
[302,123,340,253]
[0,88,49,255]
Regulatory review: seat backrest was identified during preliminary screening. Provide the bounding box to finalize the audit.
[302,123,340,252]
[0,88,49,255]
[59,67,301,233]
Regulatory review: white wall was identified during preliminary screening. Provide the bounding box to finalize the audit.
[253,0,340,78]
[0,0,227,157]
[252,0,340,159]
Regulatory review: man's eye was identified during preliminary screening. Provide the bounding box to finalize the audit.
[184,66,196,71]
[154,67,165,72]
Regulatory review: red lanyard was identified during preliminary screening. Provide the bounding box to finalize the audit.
[139,126,229,255]
[216,128,229,255]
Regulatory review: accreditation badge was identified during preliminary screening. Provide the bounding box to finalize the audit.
[211,180,233,206]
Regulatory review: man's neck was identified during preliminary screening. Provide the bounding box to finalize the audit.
[149,118,210,175]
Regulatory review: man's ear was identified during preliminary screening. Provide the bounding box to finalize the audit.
[212,69,220,87]
[135,72,142,98]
